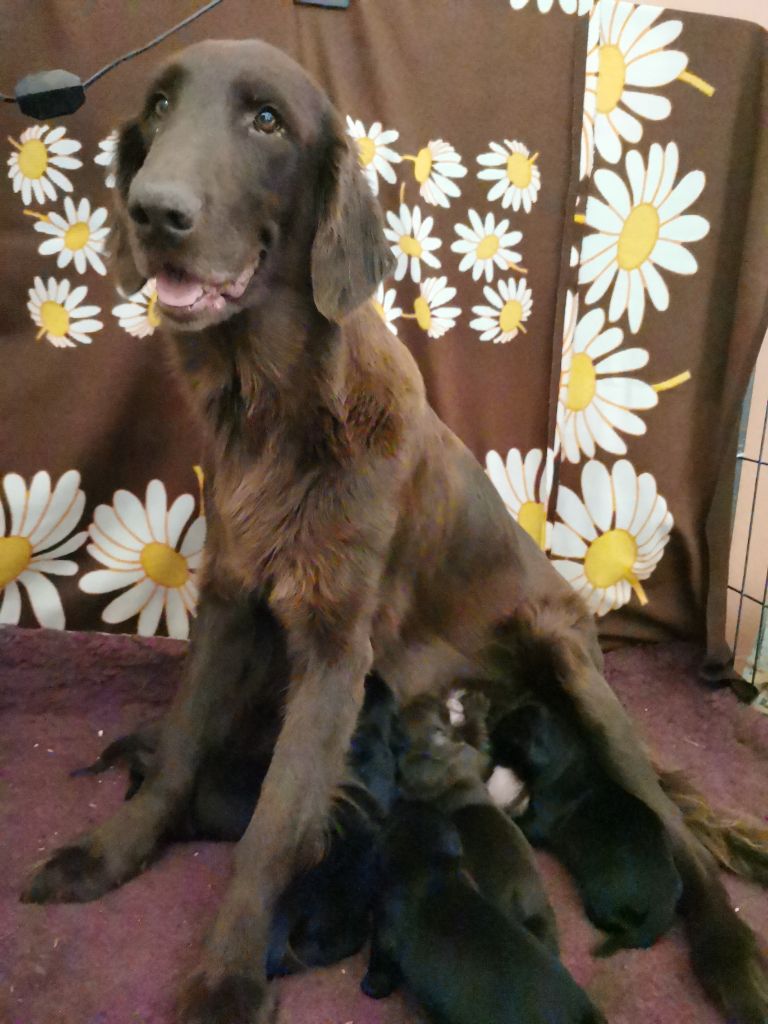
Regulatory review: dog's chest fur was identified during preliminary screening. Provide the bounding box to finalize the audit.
[169,317,413,624]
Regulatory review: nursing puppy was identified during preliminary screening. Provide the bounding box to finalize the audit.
[399,696,558,952]
[363,802,605,1024]
[492,701,682,955]
[75,675,400,974]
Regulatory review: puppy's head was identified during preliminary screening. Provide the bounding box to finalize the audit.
[381,803,463,882]
[110,38,393,332]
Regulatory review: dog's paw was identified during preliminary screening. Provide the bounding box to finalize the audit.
[178,971,274,1024]
[21,842,115,903]
[360,968,397,1000]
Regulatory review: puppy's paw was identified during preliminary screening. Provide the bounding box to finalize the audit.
[691,918,768,1024]
[361,969,397,1000]
[21,842,114,903]
[178,971,274,1024]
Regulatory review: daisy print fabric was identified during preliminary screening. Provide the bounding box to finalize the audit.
[347,117,401,196]
[551,459,673,615]
[7,124,82,205]
[486,448,555,551]
[401,139,467,209]
[79,480,205,640]
[384,204,442,283]
[27,277,103,348]
[31,197,109,275]
[471,278,533,343]
[452,211,524,284]
[557,290,658,463]
[578,142,709,334]
[0,470,87,629]
[477,140,541,213]
[112,279,161,339]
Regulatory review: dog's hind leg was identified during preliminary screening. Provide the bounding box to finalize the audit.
[487,597,768,1024]
[22,591,280,903]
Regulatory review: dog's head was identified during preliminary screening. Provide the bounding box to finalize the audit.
[111,39,393,330]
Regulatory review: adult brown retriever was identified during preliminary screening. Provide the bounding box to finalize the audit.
[22,39,768,1024]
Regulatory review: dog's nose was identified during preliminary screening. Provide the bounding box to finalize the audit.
[128,182,201,238]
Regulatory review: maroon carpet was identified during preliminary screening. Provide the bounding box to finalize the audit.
[1,627,766,1024]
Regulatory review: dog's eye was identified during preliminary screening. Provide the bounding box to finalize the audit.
[253,106,281,134]
[153,95,170,118]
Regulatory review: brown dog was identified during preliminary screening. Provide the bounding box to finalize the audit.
[22,39,768,1024]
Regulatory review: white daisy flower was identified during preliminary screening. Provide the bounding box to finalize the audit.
[346,117,401,196]
[372,283,402,336]
[7,124,82,206]
[477,140,541,213]
[557,290,657,463]
[31,196,109,275]
[384,204,442,283]
[452,211,524,284]
[95,130,118,189]
[403,276,461,339]
[551,458,673,615]
[486,448,555,551]
[510,0,594,13]
[578,141,709,334]
[402,139,467,209]
[79,480,206,640]
[0,470,87,630]
[584,4,695,169]
[112,279,161,339]
[27,276,103,349]
[470,277,533,343]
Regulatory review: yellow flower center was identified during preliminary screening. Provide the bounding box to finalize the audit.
[617,204,660,271]
[566,353,597,411]
[584,528,637,589]
[476,234,500,260]
[357,137,376,166]
[0,536,33,587]
[518,501,547,550]
[596,44,627,114]
[499,299,523,334]
[140,541,189,589]
[400,235,423,258]
[147,291,161,328]
[414,296,432,331]
[63,221,90,251]
[506,152,532,189]
[414,146,433,184]
[40,300,70,338]
[18,138,48,179]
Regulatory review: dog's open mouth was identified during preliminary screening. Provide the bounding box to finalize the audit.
[154,259,260,317]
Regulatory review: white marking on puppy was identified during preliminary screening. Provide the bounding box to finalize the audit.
[446,689,466,727]
[487,765,528,814]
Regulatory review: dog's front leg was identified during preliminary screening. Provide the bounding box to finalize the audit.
[22,589,268,903]
[178,622,373,1024]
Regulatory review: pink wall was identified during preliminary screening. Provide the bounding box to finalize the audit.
[645,0,767,28]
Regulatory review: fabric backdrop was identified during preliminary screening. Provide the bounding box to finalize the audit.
[1,0,767,676]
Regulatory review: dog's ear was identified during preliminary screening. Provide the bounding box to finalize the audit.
[108,120,148,297]
[311,110,394,323]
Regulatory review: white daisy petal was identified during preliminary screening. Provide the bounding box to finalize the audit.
[138,587,165,637]
[17,570,65,629]
[102,578,157,623]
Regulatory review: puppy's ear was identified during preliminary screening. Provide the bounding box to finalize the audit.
[108,120,147,297]
[311,110,394,322]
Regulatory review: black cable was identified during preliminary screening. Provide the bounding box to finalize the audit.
[0,0,224,107]
[82,0,224,88]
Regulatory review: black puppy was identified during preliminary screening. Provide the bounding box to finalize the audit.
[398,695,558,952]
[74,673,400,974]
[491,701,683,956]
[363,802,605,1024]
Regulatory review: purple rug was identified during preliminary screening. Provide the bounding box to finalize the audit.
[1,626,766,1024]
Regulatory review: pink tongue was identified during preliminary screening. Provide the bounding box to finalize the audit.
[155,271,205,307]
